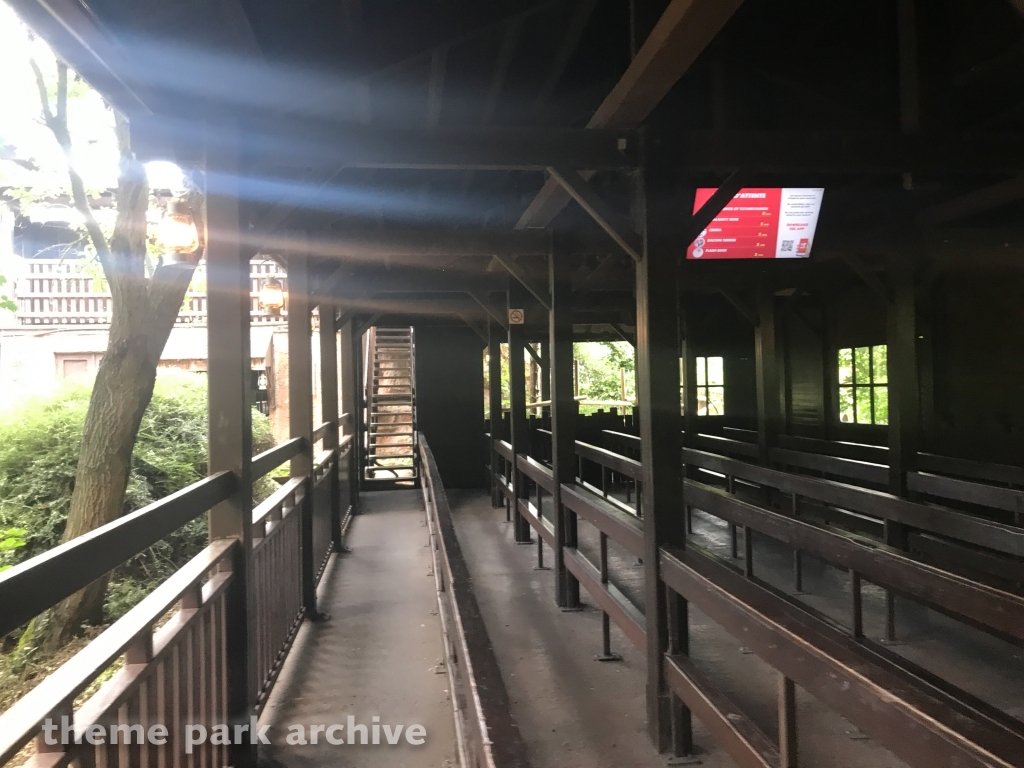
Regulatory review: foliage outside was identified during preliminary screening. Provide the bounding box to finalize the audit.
[0,371,275,651]
[484,341,636,417]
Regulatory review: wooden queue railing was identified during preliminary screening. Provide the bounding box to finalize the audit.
[487,430,1024,768]
[0,418,354,767]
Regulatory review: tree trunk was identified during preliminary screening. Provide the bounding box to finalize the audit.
[39,111,199,648]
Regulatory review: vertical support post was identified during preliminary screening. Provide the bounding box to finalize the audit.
[778,675,798,768]
[204,120,254,767]
[352,324,366,491]
[885,260,918,642]
[540,339,551,421]
[320,303,341,548]
[637,173,687,754]
[508,281,532,543]
[550,238,579,608]
[488,320,504,507]
[339,317,358,517]
[851,569,864,638]
[820,298,834,441]
[887,264,919,501]
[681,301,698,443]
[755,286,781,466]
[288,248,321,620]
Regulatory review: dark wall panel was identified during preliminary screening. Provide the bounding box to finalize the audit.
[414,325,486,489]
[785,305,825,435]
[931,274,1024,462]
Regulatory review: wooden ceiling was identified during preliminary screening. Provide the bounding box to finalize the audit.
[10,0,1024,330]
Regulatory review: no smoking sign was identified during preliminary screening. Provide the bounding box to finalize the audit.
[508,308,525,325]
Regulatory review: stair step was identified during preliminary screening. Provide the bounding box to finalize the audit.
[367,454,416,461]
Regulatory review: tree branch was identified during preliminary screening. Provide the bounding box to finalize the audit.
[30,55,114,279]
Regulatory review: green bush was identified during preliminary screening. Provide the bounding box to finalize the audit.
[0,369,277,623]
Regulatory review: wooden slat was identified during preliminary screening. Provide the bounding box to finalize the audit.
[251,437,306,480]
[660,546,1024,768]
[0,473,236,637]
[908,471,1024,515]
[563,547,645,652]
[0,541,235,765]
[560,483,644,558]
[664,654,780,768]
[685,480,1024,641]
[684,448,1024,557]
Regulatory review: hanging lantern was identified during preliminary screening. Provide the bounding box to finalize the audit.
[157,199,199,262]
[259,276,286,314]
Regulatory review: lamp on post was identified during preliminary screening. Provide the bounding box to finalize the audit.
[156,199,200,263]
[259,276,285,315]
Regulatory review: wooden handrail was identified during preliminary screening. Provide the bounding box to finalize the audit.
[0,471,236,638]
[685,479,1024,641]
[684,448,1024,557]
[659,545,1024,768]
[0,539,236,764]
[251,437,305,480]
[575,439,643,481]
[770,446,889,485]
[908,471,1024,515]
[253,476,306,527]
[313,420,333,442]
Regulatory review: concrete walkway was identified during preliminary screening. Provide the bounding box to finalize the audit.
[447,489,727,768]
[259,490,456,768]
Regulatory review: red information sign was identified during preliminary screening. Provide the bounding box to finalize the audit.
[686,188,824,260]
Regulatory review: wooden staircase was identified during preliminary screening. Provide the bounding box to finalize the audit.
[364,326,418,481]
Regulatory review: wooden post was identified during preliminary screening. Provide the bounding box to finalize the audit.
[339,318,358,516]
[488,319,504,508]
[204,120,255,767]
[319,302,341,548]
[887,261,919,553]
[755,286,781,465]
[681,300,698,442]
[288,249,321,619]
[637,175,687,754]
[550,238,579,608]
[540,339,551,420]
[508,281,532,543]
[353,325,366,491]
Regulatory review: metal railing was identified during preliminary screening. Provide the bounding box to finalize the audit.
[0,418,354,767]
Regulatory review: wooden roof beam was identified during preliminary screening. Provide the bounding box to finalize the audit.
[547,166,642,261]
[516,0,746,229]
[918,174,1024,225]
[661,130,1024,174]
[246,123,637,171]
[493,255,551,310]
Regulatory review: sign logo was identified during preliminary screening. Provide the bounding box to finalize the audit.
[508,308,525,325]
[686,188,824,260]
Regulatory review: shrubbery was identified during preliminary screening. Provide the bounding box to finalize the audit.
[0,370,276,626]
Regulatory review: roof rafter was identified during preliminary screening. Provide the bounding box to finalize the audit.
[516,0,746,229]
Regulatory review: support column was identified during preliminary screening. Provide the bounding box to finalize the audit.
[637,183,687,754]
[508,281,532,543]
[353,325,366,491]
[319,303,341,548]
[887,263,919,516]
[540,339,551,421]
[488,319,504,507]
[550,238,579,608]
[755,286,781,465]
[204,121,255,767]
[680,301,698,444]
[288,249,321,619]
[339,318,358,516]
